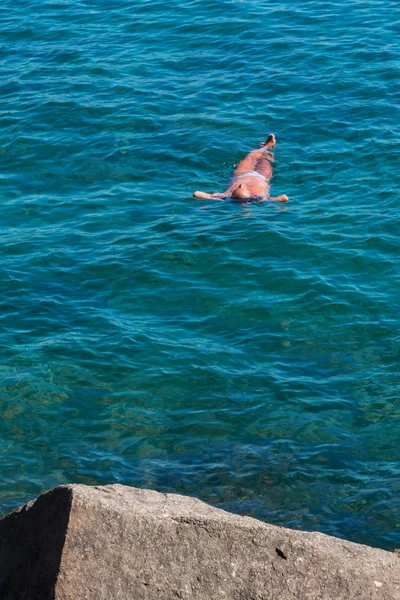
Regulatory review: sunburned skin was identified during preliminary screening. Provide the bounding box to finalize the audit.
[193,134,288,203]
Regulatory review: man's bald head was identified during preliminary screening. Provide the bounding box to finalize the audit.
[231,184,251,200]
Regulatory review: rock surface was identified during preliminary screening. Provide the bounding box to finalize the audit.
[0,484,398,599]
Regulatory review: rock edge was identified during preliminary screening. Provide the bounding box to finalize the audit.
[0,484,398,599]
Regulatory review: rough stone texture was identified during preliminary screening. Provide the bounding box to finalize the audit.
[0,484,398,599]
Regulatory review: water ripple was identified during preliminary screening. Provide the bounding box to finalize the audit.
[0,0,399,550]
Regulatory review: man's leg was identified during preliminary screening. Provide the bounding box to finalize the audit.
[233,151,260,176]
[254,158,273,180]
[233,134,276,176]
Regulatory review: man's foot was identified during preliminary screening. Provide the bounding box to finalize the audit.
[265,133,276,148]
[259,133,276,149]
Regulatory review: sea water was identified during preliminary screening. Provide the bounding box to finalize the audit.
[0,0,399,550]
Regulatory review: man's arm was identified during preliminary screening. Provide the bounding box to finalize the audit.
[269,194,288,202]
[193,191,225,200]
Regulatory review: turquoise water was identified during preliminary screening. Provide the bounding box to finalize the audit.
[1,0,399,550]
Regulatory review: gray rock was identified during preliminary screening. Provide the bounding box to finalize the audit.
[0,484,398,599]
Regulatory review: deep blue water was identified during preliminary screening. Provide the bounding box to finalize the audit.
[1,0,399,550]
